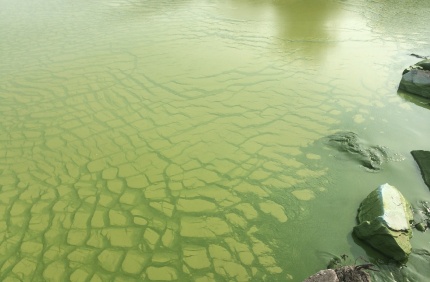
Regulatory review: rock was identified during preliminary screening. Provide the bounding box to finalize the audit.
[414,59,430,71]
[353,183,413,261]
[411,150,430,190]
[402,59,430,74]
[327,132,389,171]
[303,269,339,282]
[303,266,371,282]
[410,53,429,60]
[415,222,427,232]
[399,70,430,98]
[334,266,371,282]
[399,59,430,99]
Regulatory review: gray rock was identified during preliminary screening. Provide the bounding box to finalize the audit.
[303,266,371,282]
[334,266,371,282]
[353,183,413,261]
[399,60,430,99]
[411,150,430,190]
[303,269,339,282]
[399,69,430,98]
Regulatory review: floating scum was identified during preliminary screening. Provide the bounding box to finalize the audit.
[0,3,331,280]
[2,0,430,281]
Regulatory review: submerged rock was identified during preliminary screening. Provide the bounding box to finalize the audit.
[411,150,430,190]
[327,132,389,171]
[412,201,430,233]
[353,184,413,261]
[399,59,430,99]
[415,222,427,232]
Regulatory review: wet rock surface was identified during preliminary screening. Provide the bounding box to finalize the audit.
[326,132,391,171]
[412,201,430,232]
[334,266,371,282]
[304,266,371,282]
[399,59,430,99]
[411,150,430,190]
[353,184,413,261]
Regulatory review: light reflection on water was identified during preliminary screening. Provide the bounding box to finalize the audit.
[1,0,430,281]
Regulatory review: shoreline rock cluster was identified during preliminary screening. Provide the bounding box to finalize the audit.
[304,184,412,281]
[304,58,430,281]
[304,267,371,282]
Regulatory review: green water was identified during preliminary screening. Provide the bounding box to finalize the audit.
[1,0,430,281]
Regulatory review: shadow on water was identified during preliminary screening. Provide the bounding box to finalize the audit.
[272,0,342,41]
[272,0,343,60]
[216,0,344,59]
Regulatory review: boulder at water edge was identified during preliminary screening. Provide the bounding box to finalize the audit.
[411,150,430,190]
[399,59,430,99]
[303,266,371,282]
[303,269,339,282]
[353,183,413,261]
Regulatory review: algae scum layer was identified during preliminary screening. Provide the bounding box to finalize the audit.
[1,0,430,281]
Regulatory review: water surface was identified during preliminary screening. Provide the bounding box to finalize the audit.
[1,0,430,281]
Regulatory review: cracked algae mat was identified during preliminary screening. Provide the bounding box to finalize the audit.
[1,0,430,281]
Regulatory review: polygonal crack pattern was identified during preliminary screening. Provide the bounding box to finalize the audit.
[0,0,357,281]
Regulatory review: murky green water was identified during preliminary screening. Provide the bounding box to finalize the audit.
[1,0,430,281]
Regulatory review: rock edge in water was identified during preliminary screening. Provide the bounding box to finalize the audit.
[399,59,430,99]
[411,150,430,190]
[353,183,413,261]
[303,266,371,282]
[327,131,389,171]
